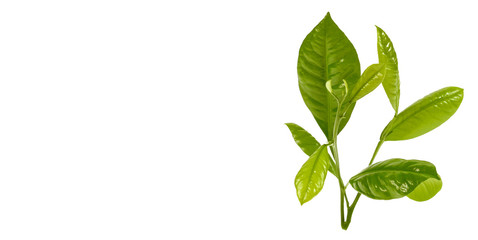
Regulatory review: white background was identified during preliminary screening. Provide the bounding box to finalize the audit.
[0,0,477,239]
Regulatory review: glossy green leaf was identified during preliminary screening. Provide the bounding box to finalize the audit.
[295,145,330,205]
[407,177,442,202]
[381,87,463,141]
[298,12,361,141]
[377,26,400,114]
[284,123,337,177]
[349,63,385,102]
[349,158,440,200]
[284,123,320,156]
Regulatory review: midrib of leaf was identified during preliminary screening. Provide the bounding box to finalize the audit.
[324,26,333,140]
[351,69,381,101]
[386,90,460,136]
[387,64,399,110]
[378,30,399,112]
[302,146,324,200]
[352,169,437,182]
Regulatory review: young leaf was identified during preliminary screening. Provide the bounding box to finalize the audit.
[285,123,337,177]
[349,158,440,200]
[381,87,463,141]
[285,123,320,156]
[407,177,442,202]
[326,80,334,95]
[295,145,330,205]
[298,12,361,141]
[377,26,400,114]
[349,63,385,102]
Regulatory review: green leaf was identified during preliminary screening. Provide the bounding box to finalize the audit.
[295,145,330,205]
[349,158,440,200]
[298,12,361,141]
[349,63,385,102]
[381,87,463,141]
[325,80,334,95]
[377,26,400,114]
[284,123,320,156]
[407,177,442,202]
[284,123,337,177]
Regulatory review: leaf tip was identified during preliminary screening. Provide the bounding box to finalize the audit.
[407,177,443,202]
[322,12,333,22]
[342,79,349,95]
[296,192,306,205]
[448,86,464,98]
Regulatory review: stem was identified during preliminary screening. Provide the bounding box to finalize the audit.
[328,85,362,230]
[334,106,396,229]
[327,99,349,229]
[368,139,384,166]
[344,191,350,207]
[341,139,385,229]
[343,193,361,230]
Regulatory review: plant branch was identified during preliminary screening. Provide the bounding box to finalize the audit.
[368,139,384,166]
[341,139,386,230]
[330,97,355,229]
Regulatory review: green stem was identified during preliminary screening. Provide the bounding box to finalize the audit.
[341,139,385,229]
[328,86,357,230]
[343,193,361,230]
[368,139,384,166]
[328,100,348,229]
